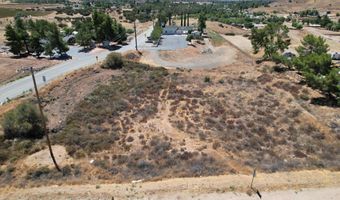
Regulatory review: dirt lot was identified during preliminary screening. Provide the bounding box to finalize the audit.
[139,27,255,69]
[140,39,240,69]
[206,21,249,36]
[0,55,60,85]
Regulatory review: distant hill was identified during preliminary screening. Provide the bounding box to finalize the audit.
[252,0,340,13]
[271,0,339,9]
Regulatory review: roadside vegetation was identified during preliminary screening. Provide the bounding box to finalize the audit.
[5,17,69,57]
[101,52,124,69]
[75,10,127,48]
[4,10,127,57]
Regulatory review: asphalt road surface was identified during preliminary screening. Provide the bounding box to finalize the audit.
[0,26,153,104]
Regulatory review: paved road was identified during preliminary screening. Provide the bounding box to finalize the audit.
[0,26,153,104]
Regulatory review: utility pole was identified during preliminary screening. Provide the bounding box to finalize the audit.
[30,67,61,172]
[250,168,262,199]
[134,20,138,51]
[133,0,138,51]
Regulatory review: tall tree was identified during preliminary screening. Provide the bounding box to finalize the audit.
[116,23,127,43]
[250,23,290,60]
[293,34,338,104]
[4,25,24,56]
[76,22,94,49]
[180,13,183,27]
[30,31,44,57]
[98,15,116,43]
[45,23,69,56]
[167,11,172,26]
[198,14,206,32]
[296,34,329,56]
[183,13,187,26]
[187,13,189,26]
[14,18,30,54]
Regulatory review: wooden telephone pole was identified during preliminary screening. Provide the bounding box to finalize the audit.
[133,0,138,51]
[134,20,138,51]
[30,67,61,172]
[250,168,262,199]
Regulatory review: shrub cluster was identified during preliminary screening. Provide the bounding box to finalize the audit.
[2,102,44,139]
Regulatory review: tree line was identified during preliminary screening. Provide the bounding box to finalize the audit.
[74,10,127,49]
[297,9,340,32]
[5,11,127,57]
[5,17,69,57]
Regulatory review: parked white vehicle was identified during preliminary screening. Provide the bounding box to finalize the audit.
[332,52,340,60]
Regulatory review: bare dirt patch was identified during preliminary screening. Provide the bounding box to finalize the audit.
[207,21,249,36]
[22,145,72,169]
[0,55,60,85]
[221,34,259,58]
[141,40,238,69]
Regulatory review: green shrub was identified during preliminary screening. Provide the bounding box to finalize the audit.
[186,34,194,42]
[126,29,134,34]
[102,52,124,69]
[2,102,44,139]
[204,76,211,83]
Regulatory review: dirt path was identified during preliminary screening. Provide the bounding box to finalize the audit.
[0,170,339,199]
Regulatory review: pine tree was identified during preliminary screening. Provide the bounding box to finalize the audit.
[76,22,94,49]
[187,13,189,26]
[198,14,207,32]
[45,23,69,56]
[14,18,30,54]
[30,32,44,57]
[183,13,187,26]
[116,23,127,43]
[4,24,24,56]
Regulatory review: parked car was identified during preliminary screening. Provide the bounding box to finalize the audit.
[332,52,340,60]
